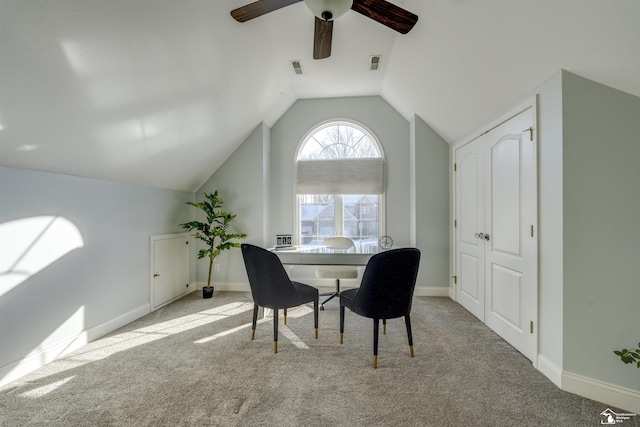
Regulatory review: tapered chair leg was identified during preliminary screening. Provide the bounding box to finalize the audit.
[273,308,279,353]
[339,305,345,344]
[383,318,387,335]
[313,300,319,339]
[284,308,287,326]
[373,318,379,369]
[251,304,259,340]
[405,314,414,357]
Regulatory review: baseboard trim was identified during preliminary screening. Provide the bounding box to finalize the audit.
[414,286,450,297]
[562,371,640,414]
[0,303,150,389]
[537,354,563,387]
[201,282,450,297]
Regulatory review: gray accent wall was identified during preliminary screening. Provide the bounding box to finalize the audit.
[412,115,450,289]
[561,71,640,391]
[0,166,193,385]
[196,123,269,284]
[526,69,640,401]
[198,96,451,290]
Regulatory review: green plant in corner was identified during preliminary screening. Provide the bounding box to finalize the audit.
[180,191,247,299]
[613,343,640,368]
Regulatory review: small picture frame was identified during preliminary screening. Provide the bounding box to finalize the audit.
[276,234,292,247]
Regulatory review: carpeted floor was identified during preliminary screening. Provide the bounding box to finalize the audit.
[0,291,636,426]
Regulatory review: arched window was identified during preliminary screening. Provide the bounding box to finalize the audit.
[295,121,385,250]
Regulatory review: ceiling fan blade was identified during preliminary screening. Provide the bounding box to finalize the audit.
[313,17,333,60]
[231,0,302,22]
[351,0,418,34]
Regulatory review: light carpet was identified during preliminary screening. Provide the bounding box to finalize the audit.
[0,291,635,426]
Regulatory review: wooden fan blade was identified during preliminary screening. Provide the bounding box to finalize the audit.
[351,0,418,34]
[231,0,302,22]
[313,17,333,60]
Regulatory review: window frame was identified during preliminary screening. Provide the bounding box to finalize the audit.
[293,119,386,247]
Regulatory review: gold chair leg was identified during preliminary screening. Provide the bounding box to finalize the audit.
[410,345,414,358]
[274,341,278,353]
[373,355,378,369]
[340,333,344,344]
[251,329,255,340]
[383,323,386,335]
[315,328,318,339]
[284,315,287,325]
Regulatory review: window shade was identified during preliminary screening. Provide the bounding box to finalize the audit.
[296,158,384,194]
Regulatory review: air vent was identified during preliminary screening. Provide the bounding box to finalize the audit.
[291,60,303,75]
[370,55,381,70]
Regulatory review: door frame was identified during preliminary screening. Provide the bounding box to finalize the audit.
[451,97,539,363]
[149,232,191,311]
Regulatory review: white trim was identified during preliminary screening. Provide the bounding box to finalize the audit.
[0,303,149,389]
[562,371,640,414]
[537,353,563,388]
[414,286,451,297]
[205,281,449,298]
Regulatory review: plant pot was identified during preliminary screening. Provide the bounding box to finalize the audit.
[202,286,214,299]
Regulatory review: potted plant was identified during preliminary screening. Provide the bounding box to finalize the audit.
[181,190,247,299]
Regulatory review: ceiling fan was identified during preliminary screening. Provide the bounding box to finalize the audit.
[231,0,418,60]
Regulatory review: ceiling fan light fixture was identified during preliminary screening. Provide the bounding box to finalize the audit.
[304,0,353,21]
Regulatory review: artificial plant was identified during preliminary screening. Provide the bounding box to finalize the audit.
[181,191,247,295]
[614,343,640,368]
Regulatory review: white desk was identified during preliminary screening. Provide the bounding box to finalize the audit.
[272,245,382,266]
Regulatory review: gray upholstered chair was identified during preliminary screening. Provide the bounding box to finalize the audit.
[241,244,319,353]
[339,247,421,368]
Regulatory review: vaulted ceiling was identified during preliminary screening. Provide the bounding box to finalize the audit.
[1,1,639,192]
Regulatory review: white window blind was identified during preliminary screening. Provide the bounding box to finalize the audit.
[296,158,384,194]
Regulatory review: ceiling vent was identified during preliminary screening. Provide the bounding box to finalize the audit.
[370,55,381,70]
[291,60,303,75]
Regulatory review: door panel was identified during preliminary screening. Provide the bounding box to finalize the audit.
[491,135,521,256]
[152,234,189,309]
[455,141,485,321]
[490,263,522,329]
[484,109,537,362]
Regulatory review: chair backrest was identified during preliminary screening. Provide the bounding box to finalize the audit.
[350,248,421,319]
[322,236,355,251]
[241,244,299,308]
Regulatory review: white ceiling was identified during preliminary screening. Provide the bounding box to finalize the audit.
[1,0,639,192]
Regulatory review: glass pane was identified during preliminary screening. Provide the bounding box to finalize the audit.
[299,195,335,245]
[342,195,379,250]
[298,122,381,160]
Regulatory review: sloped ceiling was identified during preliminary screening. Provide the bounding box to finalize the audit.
[1,0,639,192]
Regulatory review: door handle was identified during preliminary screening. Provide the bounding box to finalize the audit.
[474,232,490,241]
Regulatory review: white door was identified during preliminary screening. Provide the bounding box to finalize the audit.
[483,109,537,362]
[455,138,485,321]
[151,234,190,309]
[455,107,538,363]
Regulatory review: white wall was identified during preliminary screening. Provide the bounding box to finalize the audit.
[0,166,194,386]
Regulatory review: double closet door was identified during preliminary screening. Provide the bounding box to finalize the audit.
[455,107,538,363]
